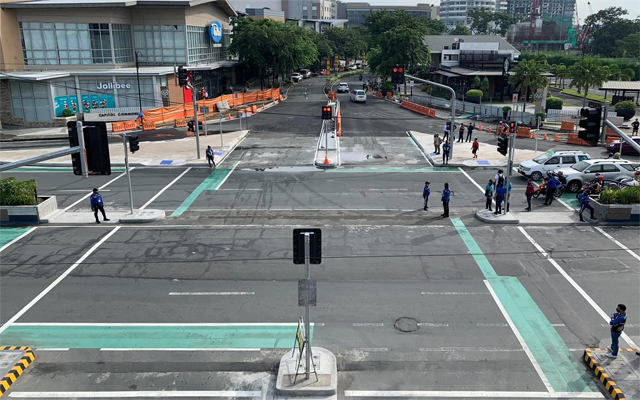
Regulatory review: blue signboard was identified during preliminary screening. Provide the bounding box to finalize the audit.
[54,95,79,117]
[209,21,222,43]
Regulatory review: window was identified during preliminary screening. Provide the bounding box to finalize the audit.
[133,25,186,65]
[561,156,576,164]
[620,164,635,171]
[187,25,221,64]
[89,23,111,64]
[112,24,134,63]
[584,165,602,173]
[9,80,51,122]
[545,156,560,164]
[20,21,96,65]
[601,164,620,173]
[578,155,589,161]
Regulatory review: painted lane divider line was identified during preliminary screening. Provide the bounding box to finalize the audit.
[344,390,604,398]
[64,169,134,211]
[518,226,638,350]
[417,323,449,327]
[99,348,261,352]
[169,292,255,296]
[419,347,523,352]
[140,167,191,210]
[352,323,383,327]
[594,227,640,262]
[8,391,262,398]
[421,292,488,295]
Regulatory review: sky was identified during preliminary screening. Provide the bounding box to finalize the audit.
[338,0,640,24]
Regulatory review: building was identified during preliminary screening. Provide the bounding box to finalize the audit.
[0,0,237,127]
[290,18,347,32]
[228,0,282,14]
[344,2,435,28]
[245,7,285,22]
[439,0,496,28]
[423,35,520,101]
[283,0,334,20]
[506,0,574,46]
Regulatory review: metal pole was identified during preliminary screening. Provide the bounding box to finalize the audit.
[76,122,88,179]
[219,115,224,148]
[605,120,640,153]
[304,233,311,380]
[135,51,143,125]
[203,112,208,136]
[123,134,134,214]
[190,85,201,159]
[0,146,82,172]
[239,109,242,132]
[504,120,517,215]
[600,102,609,144]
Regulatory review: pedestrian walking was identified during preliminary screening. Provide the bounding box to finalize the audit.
[485,179,494,211]
[606,304,627,358]
[442,141,451,165]
[471,138,479,158]
[443,123,450,142]
[525,179,534,211]
[434,134,442,154]
[441,182,451,218]
[422,181,430,210]
[466,123,474,142]
[632,118,639,135]
[90,188,109,224]
[494,179,507,214]
[457,123,465,142]
[543,174,560,206]
[579,191,595,222]
[205,145,216,168]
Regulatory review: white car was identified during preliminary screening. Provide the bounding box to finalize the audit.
[555,159,638,192]
[299,69,311,79]
[518,150,590,181]
[337,82,349,93]
[350,89,366,103]
[348,65,358,71]
[291,73,303,83]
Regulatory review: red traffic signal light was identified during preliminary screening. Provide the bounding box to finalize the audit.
[392,67,398,73]
[398,67,403,73]
[322,106,333,120]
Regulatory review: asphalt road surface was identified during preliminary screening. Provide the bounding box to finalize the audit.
[0,76,638,400]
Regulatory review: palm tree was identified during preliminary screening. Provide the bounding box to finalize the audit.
[569,57,607,106]
[556,64,567,89]
[508,59,549,113]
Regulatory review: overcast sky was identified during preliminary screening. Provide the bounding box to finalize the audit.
[339,0,640,24]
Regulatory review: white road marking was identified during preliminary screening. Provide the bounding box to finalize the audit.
[64,169,134,211]
[355,348,388,352]
[353,323,383,327]
[0,227,37,253]
[100,348,260,352]
[601,323,636,328]
[56,189,111,192]
[214,161,239,190]
[367,188,409,191]
[0,227,121,335]
[551,324,566,327]
[169,292,255,296]
[406,132,433,166]
[35,348,69,351]
[594,227,640,262]
[458,167,485,193]
[476,323,508,327]
[518,227,639,349]
[421,292,488,295]
[419,347,522,352]
[417,323,449,327]
[177,208,425,212]
[39,224,449,229]
[140,167,191,210]
[484,280,554,393]
[217,135,247,166]
[344,390,603,398]
[9,391,262,398]
[13,322,314,327]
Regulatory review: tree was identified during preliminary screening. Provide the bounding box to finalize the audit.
[621,68,635,81]
[614,32,640,59]
[423,19,448,35]
[607,64,621,80]
[492,12,517,36]
[556,64,567,88]
[508,59,549,112]
[569,57,607,106]
[468,8,493,35]
[481,76,490,100]
[449,24,471,35]
[583,7,640,57]
[323,27,367,63]
[473,75,481,88]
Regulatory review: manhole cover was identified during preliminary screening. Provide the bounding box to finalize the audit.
[394,317,418,332]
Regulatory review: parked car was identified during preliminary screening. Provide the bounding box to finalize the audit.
[554,159,638,192]
[318,69,327,75]
[350,89,367,103]
[337,82,349,93]
[518,150,591,181]
[338,67,345,72]
[348,65,358,71]
[291,73,303,83]
[606,136,640,156]
[356,64,362,69]
[299,69,311,79]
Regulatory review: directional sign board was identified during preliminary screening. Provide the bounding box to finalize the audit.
[409,81,414,87]
[512,93,519,103]
[298,279,317,306]
[293,228,322,264]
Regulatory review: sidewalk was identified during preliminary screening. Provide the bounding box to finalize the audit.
[0,129,250,167]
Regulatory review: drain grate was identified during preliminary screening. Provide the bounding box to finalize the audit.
[394,317,419,333]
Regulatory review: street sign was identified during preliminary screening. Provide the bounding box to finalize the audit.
[298,279,317,306]
[199,106,210,114]
[512,93,519,103]
[534,92,543,101]
[293,228,322,264]
[409,81,414,87]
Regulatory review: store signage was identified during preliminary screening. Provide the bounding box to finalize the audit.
[84,108,142,122]
[97,82,132,90]
[209,21,222,43]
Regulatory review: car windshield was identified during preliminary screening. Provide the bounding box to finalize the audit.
[571,161,591,172]
[356,91,365,95]
[339,83,347,86]
[532,152,554,164]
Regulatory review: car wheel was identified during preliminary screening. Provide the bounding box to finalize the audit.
[568,180,582,193]
[530,171,543,181]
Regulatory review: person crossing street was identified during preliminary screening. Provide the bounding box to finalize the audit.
[441,183,451,218]
[422,181,430,210]
[90,188,109,224]
[206,145,216,168]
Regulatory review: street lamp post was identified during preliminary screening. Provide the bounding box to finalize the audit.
[135,51,143,124]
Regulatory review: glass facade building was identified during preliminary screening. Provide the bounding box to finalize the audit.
[133,25,187,65]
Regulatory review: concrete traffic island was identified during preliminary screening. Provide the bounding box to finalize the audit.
[475,209,519,224]
[276,347,337,397]
[119,209,165,223]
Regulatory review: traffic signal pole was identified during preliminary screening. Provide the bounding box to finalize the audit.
[122,135,135,214]
[405,74,456,158]
[189,84,201,159]
[504,120,517,215]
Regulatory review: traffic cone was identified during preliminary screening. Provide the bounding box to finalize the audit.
[324,155,330,164]
[228,115,232,120]
[555,133,560,142]
[530,131,535,139]
[479,122,483,131]
[488,128,492,133]
[543,133,548,140]
[337,132,342,137]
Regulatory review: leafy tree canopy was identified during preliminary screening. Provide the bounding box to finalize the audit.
[468,8,516,36]
[449,24,471,35]
[583,7,640,57]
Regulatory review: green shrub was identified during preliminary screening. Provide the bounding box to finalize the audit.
[0,177,37,206]
[381,81,394,91]
[502,106,512,112]
[615,100,636,110]
[272,82,281,88]
[535,111,546,120]
[466,89,483,98]
[61,109,74,117]
[420,84,430,92]
[599,186,640,204]
[546,97,563,107]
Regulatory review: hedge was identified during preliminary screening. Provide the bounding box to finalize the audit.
[466,89,483,98]
[546,97,563,107]
[615,100,636,110]
[0,177,37,206]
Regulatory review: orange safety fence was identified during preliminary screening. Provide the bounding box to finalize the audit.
[560,121,575,132]
[336,110,342,136]
[140,88,281,125]
[401,101,435,118]
[142,121,156,131]
[112,122,126,132]
[386,92,393,99]
[567,133,591,146]
[175,118,187,128]
[124,120,137,130]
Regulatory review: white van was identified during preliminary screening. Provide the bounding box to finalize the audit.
[350,89,367,103]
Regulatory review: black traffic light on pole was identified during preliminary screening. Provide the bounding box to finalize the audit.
[391,66,405,85]
[322,105,333,120]
[293,228,322,265]
[68,121,82,176]
[578,107,601,144]
[84,122,111,175]
[177,66,189,87]
[129,135,140,153]
[497,136,509,156]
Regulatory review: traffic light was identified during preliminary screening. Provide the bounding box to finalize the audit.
[177,66,188,87]
[293,228,322,265]
[391,66,405,85]
[497,136,509,156]
[129,135,140,154]
[578,107,601,144]
[68,121,111,175]
[322,105,332,120]
[68,121,82,176]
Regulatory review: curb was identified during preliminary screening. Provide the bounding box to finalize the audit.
[475,210,519,224]
[583,349,625,400]
[0,346,35,397]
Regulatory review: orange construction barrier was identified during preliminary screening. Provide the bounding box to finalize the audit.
[606,137,618,145]
[124,120,137,130]
[560,121,575,132]
[112,122,126,132]
[429,109,435,118]
[488,128,492,134]
[516,127,531,138]
[479,122,483,131]
[567,133,591,146]
[175,118,187,128]
[142,121,156,131]
[555,133,560,142]
[377,92,383,99]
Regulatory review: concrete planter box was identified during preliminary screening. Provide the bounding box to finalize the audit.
[592,198,640,224]
[0,196,58,224]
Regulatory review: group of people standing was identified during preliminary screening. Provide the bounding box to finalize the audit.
[422,181,451,218]
[483,169,513,214]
